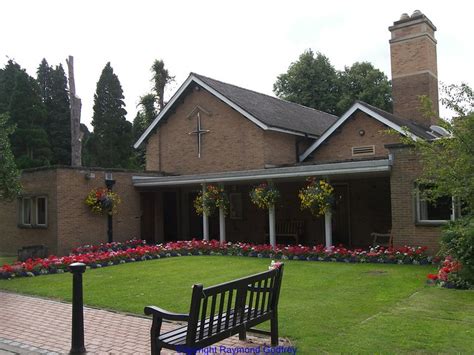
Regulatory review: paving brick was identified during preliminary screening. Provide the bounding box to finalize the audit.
[0,292,291,354]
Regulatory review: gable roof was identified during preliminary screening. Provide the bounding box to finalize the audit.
[134,73,338,148]
[299,101,434,161]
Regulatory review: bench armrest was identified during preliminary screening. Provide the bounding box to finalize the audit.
[144,305,190,322]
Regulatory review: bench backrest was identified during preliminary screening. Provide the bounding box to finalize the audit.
[186,265,284,345]
[275,220,304,235]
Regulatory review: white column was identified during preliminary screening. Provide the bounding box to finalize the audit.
[324,210,332,248]
[269,204,276,248]
[219,206,226,243]
[202,183,209,241]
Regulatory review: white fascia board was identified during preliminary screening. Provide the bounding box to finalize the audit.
[133,75,196,149]
[134,74,317,148]
[267,126,318,139]
[132,159,391,187]
[191,76,268,130]
[299,102,420,162]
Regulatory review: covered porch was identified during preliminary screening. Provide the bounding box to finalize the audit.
[133,159,392,248]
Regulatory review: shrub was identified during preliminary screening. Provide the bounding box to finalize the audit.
[439,216,474,288]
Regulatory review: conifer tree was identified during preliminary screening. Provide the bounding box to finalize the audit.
[86,62,132,168]
[0,61,50,168]
[36,59,71,165]
[0,113,21,201]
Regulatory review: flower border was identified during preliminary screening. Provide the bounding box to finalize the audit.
[0,239,436,280]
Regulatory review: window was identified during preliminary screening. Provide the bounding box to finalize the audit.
[19,196,48,228]
[21,198,32,225]
[36,197,47,226]
[415,188,456,224]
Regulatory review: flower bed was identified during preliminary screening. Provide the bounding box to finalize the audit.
[0,239,434,279]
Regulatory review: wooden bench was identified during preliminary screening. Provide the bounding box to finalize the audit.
[266,220,304,244]
[144,264,284,354]
[371,231,393,248]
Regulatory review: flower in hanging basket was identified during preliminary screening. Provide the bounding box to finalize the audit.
[85,188,121,215]
[194,185,229,216]
[299,177,334,217]
[249,183,280,209]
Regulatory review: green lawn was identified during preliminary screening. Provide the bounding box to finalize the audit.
[1,256,473,353]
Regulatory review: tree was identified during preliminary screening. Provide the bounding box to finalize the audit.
[3,61,50,168]
[410,84,474,212]
[86,62,133,168]
[131,94,157,168]
[0,60,22,114]
[36,59,71,165]
[0,113,21,201]
[407,84,474,288]
[274,50,340,115]
[151,59,173,110]
[274,51,393,115]
[336,62,392,114]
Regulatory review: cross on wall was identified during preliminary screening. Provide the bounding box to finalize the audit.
[188,112,210,158]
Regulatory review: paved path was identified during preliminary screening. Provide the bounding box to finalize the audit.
[0,292,291,354]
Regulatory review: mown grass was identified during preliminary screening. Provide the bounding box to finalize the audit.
[1,256,473,353]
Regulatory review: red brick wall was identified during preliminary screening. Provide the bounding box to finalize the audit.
[145,88,298,174]
[0,168,160,256]
[389,145,442,253]
[55,169,144,255]
[0,169,58,255]
[309,111,399,162]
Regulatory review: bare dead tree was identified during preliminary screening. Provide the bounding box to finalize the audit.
[66,55,83,167]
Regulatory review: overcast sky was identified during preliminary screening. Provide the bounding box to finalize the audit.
[1,0,473,129]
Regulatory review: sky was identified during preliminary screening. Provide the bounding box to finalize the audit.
[1,0,473,130]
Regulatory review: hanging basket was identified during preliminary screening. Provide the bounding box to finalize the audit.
[299,177,334,217]
[194,185,229,216]
[249,183,280,209]
[85,188,121,215]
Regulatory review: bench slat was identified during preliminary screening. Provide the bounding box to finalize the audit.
[160,308,267,346]
[198,297,208,340]
[207,294,217,337]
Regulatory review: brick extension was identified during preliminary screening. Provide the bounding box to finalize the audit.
[0,292,291,354]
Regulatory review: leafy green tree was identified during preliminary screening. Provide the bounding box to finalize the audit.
[86,62,133,168]
[37,59,71,165]
[0,113,21,200]
[410,84,474,212]
[274,52,393,115]
[2,61,50,168]
[406,84,474,288]
[336,62,392,113]
[151,59,174,110]
[274,50,340,115]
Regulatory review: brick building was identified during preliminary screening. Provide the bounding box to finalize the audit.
[0,11,454,256]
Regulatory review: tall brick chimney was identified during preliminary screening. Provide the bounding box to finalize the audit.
[389,10,439,126]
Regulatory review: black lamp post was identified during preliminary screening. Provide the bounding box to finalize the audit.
[105,175,115,243]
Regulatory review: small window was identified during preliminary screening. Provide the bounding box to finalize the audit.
[416,188,455,224]
[19,196,48,228]
[36,197,47,226]
[21,198,32,225]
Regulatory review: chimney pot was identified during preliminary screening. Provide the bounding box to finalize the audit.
[400,13,410,20]
[411,10,422,17]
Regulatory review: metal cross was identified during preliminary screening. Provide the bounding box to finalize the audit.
[188,112,210,158]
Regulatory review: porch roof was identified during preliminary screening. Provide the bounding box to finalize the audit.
[132,159,391,187]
